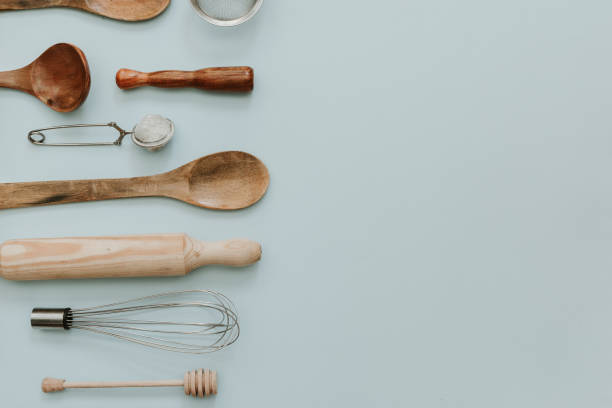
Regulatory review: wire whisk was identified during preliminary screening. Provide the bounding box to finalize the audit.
[31,290,239,354]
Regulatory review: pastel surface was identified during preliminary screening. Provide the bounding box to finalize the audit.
[0,1,611,408]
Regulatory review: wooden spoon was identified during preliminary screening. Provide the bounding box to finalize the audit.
[0,151,269,210]
[0,43,90,112]
[0,0,170,22]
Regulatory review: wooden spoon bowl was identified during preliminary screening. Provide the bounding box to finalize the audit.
[0,43,90,112]
[80,0,170,21]
[172,150,270,210]
[0,0,171,22]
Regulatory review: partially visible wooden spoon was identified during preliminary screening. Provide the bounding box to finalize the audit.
[0,43,90,112]
[0,0,170,22]
[0,151,270,210]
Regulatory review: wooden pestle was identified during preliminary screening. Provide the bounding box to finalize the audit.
[0,234,261,281]
[116,66,254,92]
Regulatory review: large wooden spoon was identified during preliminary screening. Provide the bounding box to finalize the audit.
[0,151,269,210]
[0,43,90,112]
[0,0,170,22]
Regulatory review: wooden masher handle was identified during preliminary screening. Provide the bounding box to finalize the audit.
[116,67,254,91]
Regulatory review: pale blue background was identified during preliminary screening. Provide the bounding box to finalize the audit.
[1,1,612,406]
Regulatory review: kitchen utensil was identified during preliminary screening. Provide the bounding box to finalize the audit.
[0,151,269,210]
[43,368,217,399]
[28,114,174,150]
[0,234,261,281]
[190,0,263,26]
[0,0,171,22]
[0,43,90,112]
[32,290,239,353]
[116,66,254,92]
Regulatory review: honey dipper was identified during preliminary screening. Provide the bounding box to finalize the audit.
[43,369,217,399]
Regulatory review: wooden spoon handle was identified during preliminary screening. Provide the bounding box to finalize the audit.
[0,67,33,94]
[116,67,254,92]
[0,234,261,281]
[0,0,76,9]
[0,177,154,210]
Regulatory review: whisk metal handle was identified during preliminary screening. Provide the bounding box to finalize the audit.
[31,308,72,329]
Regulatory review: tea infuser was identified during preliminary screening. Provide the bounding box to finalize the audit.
[31,290,240,354]
[27,114,174,151]
[190,0,263,26]
[43,368,218,400]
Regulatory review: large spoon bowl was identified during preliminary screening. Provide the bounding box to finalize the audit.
[172,151,270,210]
[81,0,171,21]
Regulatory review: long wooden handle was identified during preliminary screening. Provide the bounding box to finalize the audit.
[0,176,156,210]
[0,234,261,280]
[116,67,254,92]
[0,0,73,10]
[44,378,183,391]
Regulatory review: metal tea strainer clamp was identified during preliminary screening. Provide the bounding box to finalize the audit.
[190,0,264,26]
[27,114,174,151]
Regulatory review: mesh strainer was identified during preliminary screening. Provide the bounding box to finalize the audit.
[190,0,263,26]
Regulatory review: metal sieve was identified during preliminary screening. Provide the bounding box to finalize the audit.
[131,114,174,151]
[190,0,263,26]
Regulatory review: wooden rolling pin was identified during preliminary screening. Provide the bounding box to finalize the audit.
[116,66,254,92]
[0,234,261,281]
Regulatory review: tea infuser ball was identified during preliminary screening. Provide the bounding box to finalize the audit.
[131,114,174,150]
[191,0,264,26]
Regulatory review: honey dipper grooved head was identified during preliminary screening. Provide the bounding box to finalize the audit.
[42,378,65,393]
[184,369,217,398]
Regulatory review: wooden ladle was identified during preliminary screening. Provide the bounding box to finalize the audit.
[0,0,171,22]
[0,151,269,210]
[0,43,90,112]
